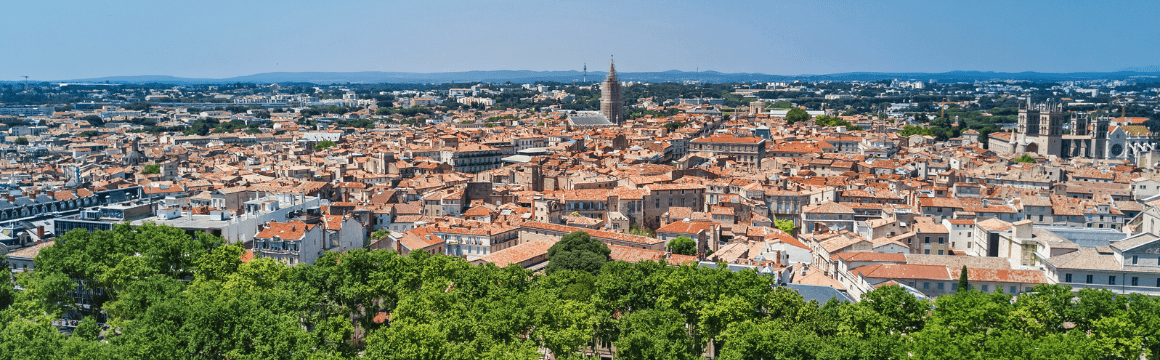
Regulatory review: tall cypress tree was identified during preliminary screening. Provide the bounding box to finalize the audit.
[958,265,969,292]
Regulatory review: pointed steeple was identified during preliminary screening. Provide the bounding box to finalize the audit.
[600,56,623,125]
[607,56,617,81]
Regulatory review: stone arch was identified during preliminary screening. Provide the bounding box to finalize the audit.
[1025,142,1039,154]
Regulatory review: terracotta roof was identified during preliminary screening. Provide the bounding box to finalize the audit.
[1044,247,1121,271]
[802,201,854,214]
[7,241,53,259]
[793,267,846,290]
[832,252,907,263]
[399,228,445,251]
[522,222,664,246]
[976,218,1012,232]
[917,197,963,208]
[256,221,315,240]
[656,220,714,235]
[852,264,953,280]
[608,244,666,263]
[966,268,1047,284]
[691,134,763,144]
[474,238,555,267]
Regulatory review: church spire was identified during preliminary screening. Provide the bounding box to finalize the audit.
[600,56,623,125]
[608,56,617,80]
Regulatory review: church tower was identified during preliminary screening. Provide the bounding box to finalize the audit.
[600,58,623,124]
[1040,101,1065,157]
[1018,98,1041,136]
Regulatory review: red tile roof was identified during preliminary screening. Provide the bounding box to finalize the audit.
[256,221,315,240]
[852,264,953,280]
[474,238,555,267]
[691,134,764,144]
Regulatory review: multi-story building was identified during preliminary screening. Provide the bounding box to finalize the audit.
[689,134,767,168]
[801,202,855,233]
[441,144,503,173]
[643,184,706,229]
[252,221,324,266]
[1043,233,1160,296]
[426,221,519,260]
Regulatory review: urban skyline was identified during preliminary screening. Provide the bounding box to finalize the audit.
[4,1,1160,358]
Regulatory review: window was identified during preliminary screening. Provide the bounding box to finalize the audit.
[1132,277,1139,286]
[938,250,944,255]
[923,282,929,289]
[1109,276,1116,285]
[924,249,930,254]
[938,237,944,244]
[925,237,930,243]
[1133,255,1138,265]
[1086,275,1093,284]
[951,283,958,291]
[968,242,972,248]
[937,283,945,290]
[982,285,989,292]
[1010,286,1017,294]
[1065,274,1072,282]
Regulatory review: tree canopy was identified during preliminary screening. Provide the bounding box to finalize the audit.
[546,231,611,275]
[314,140,336,150]
[667,236,696,256]
[2,223,1158,359]
[141,164,160,175]
[774,219,796,235]
[785,108,810,124]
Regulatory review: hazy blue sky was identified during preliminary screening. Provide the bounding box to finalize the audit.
[3,0,1158,80]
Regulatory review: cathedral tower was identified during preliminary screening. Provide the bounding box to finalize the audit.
[600,58,623,124]
[1018,98,1041,136]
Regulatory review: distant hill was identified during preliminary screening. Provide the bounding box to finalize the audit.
[55,69,1160,85]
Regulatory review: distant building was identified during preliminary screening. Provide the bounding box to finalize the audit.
[689,134,767,167]
[0,106,54,117]
[599,59,623,125]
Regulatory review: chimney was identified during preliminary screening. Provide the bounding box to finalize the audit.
[37,226,44,239]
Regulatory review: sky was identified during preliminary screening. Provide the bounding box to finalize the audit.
[3,0,1159,80]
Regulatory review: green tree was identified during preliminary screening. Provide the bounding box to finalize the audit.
[667,236,696,256]
[1014,154,1036,163]
[80,115,104,127]
[314,140,336,150]
[371,229,390,240]
[546,231,611,275]
[614,308,699,360]
[34,224,222,317]
[719,320,823,360]
[72,316,101,341]
[977,128,993,149]
[785,108,810,124]
[13,137,28,145]
[141,164,160,174]
[958,265,968,292]
[774,219,796,235]
[192,243,243,282]
[0,257,13,311]
[769,100,792,109]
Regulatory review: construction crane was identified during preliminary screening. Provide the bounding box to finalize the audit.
[1112,95,1128,119]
